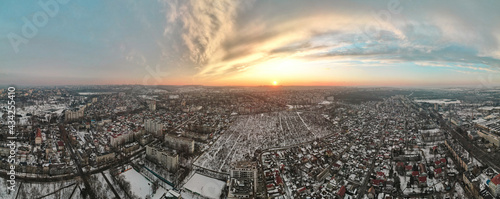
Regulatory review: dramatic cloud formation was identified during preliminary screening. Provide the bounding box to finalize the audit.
[1,0,500,86]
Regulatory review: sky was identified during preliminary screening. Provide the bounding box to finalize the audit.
[1,0,500,87]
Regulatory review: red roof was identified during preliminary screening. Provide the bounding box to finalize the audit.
[372,179,385,185]
[57,141,64,146]
[338,186,346,197]
[418,176,427,183]
[377,172,385,177]
[275,175,283,185]
[397,162,404,167]
[440,158,447,164]
[412,171,419,176]
[434,168,442,174]
[492,173,500,185]
[406,165,413,170]
[435,160,441,165]
[36,128,42,138]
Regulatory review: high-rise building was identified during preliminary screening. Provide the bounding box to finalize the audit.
[146,144,179,171]
[148,100,156,111]
[228,161,258,198]
[164,134,195,154]
[65,106,85,121]
[144,119,163,137]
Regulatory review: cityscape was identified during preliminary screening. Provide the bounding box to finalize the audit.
[2,0,500,199]
[1,86,500,198]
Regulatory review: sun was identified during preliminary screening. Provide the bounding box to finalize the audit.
[272,81,278,86]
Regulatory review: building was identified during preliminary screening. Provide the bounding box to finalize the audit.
[57,141,64,150]
[148,100,156,111]
[420,129,445,143]
[139,134,153,146]
[164,134,195,154]
[146,145,179,171]
[65,106,85,121]
[123,142,140,154]
[228,161,258,198]
[184,130,211,141]
[144,119,163,137]
[35,128,42,145]
[477,130,500,147]
[96,152,115,165]
[463,171,481,199]
[109,131,135,147]
[489,173,500,197]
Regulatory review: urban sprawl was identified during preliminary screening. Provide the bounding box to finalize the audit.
[1,86,500,199]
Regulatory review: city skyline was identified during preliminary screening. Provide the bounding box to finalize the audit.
[2,0,500,87]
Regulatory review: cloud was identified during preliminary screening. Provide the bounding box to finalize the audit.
[161,0,253,65]
[154,0,500,84]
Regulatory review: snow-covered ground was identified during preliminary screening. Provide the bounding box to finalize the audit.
[14,179,77,199]
[90,172,117,199]
[414,99,461,104]
[195,111,333,172]
[120,168,170,199]
[17,103,68,117]
[454,183,466,198]
[0,177,18,199]
[103,170,128,199]
[182,173,226,199]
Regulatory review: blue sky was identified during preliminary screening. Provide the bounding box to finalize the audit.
[1,0,500,86]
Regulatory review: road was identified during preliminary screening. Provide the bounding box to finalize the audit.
[357,134,384,199]
[429,111,500,171]
[60,125,97,199]
[101,172,121,199]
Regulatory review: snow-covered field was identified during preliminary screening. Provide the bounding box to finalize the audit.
[13,179,77,199]
[0,177,17,199]
[120,168,170,199]
[17,103,68,116]
[90,172,118,199]
[183,173,226,199]
[195,111,333,172]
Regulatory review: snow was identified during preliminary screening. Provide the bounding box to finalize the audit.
[120,168,169,199]
[454,183,466,198]
[414,99,461,104]
[318,101,332,105]
[0,178,17,199]
[183,173,226,199]
[195,111,333,171]
[15,180,76,199]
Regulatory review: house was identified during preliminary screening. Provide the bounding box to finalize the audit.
[337,186,346,198]
[96,152,115,165]
[367,186,376,199]
[57,141,64,150]
[434,168,444,178]
[418,176,427,187]
[489,173,500,197]
[35,128,42,145]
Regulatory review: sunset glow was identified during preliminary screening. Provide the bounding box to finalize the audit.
[1,1,500,87]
